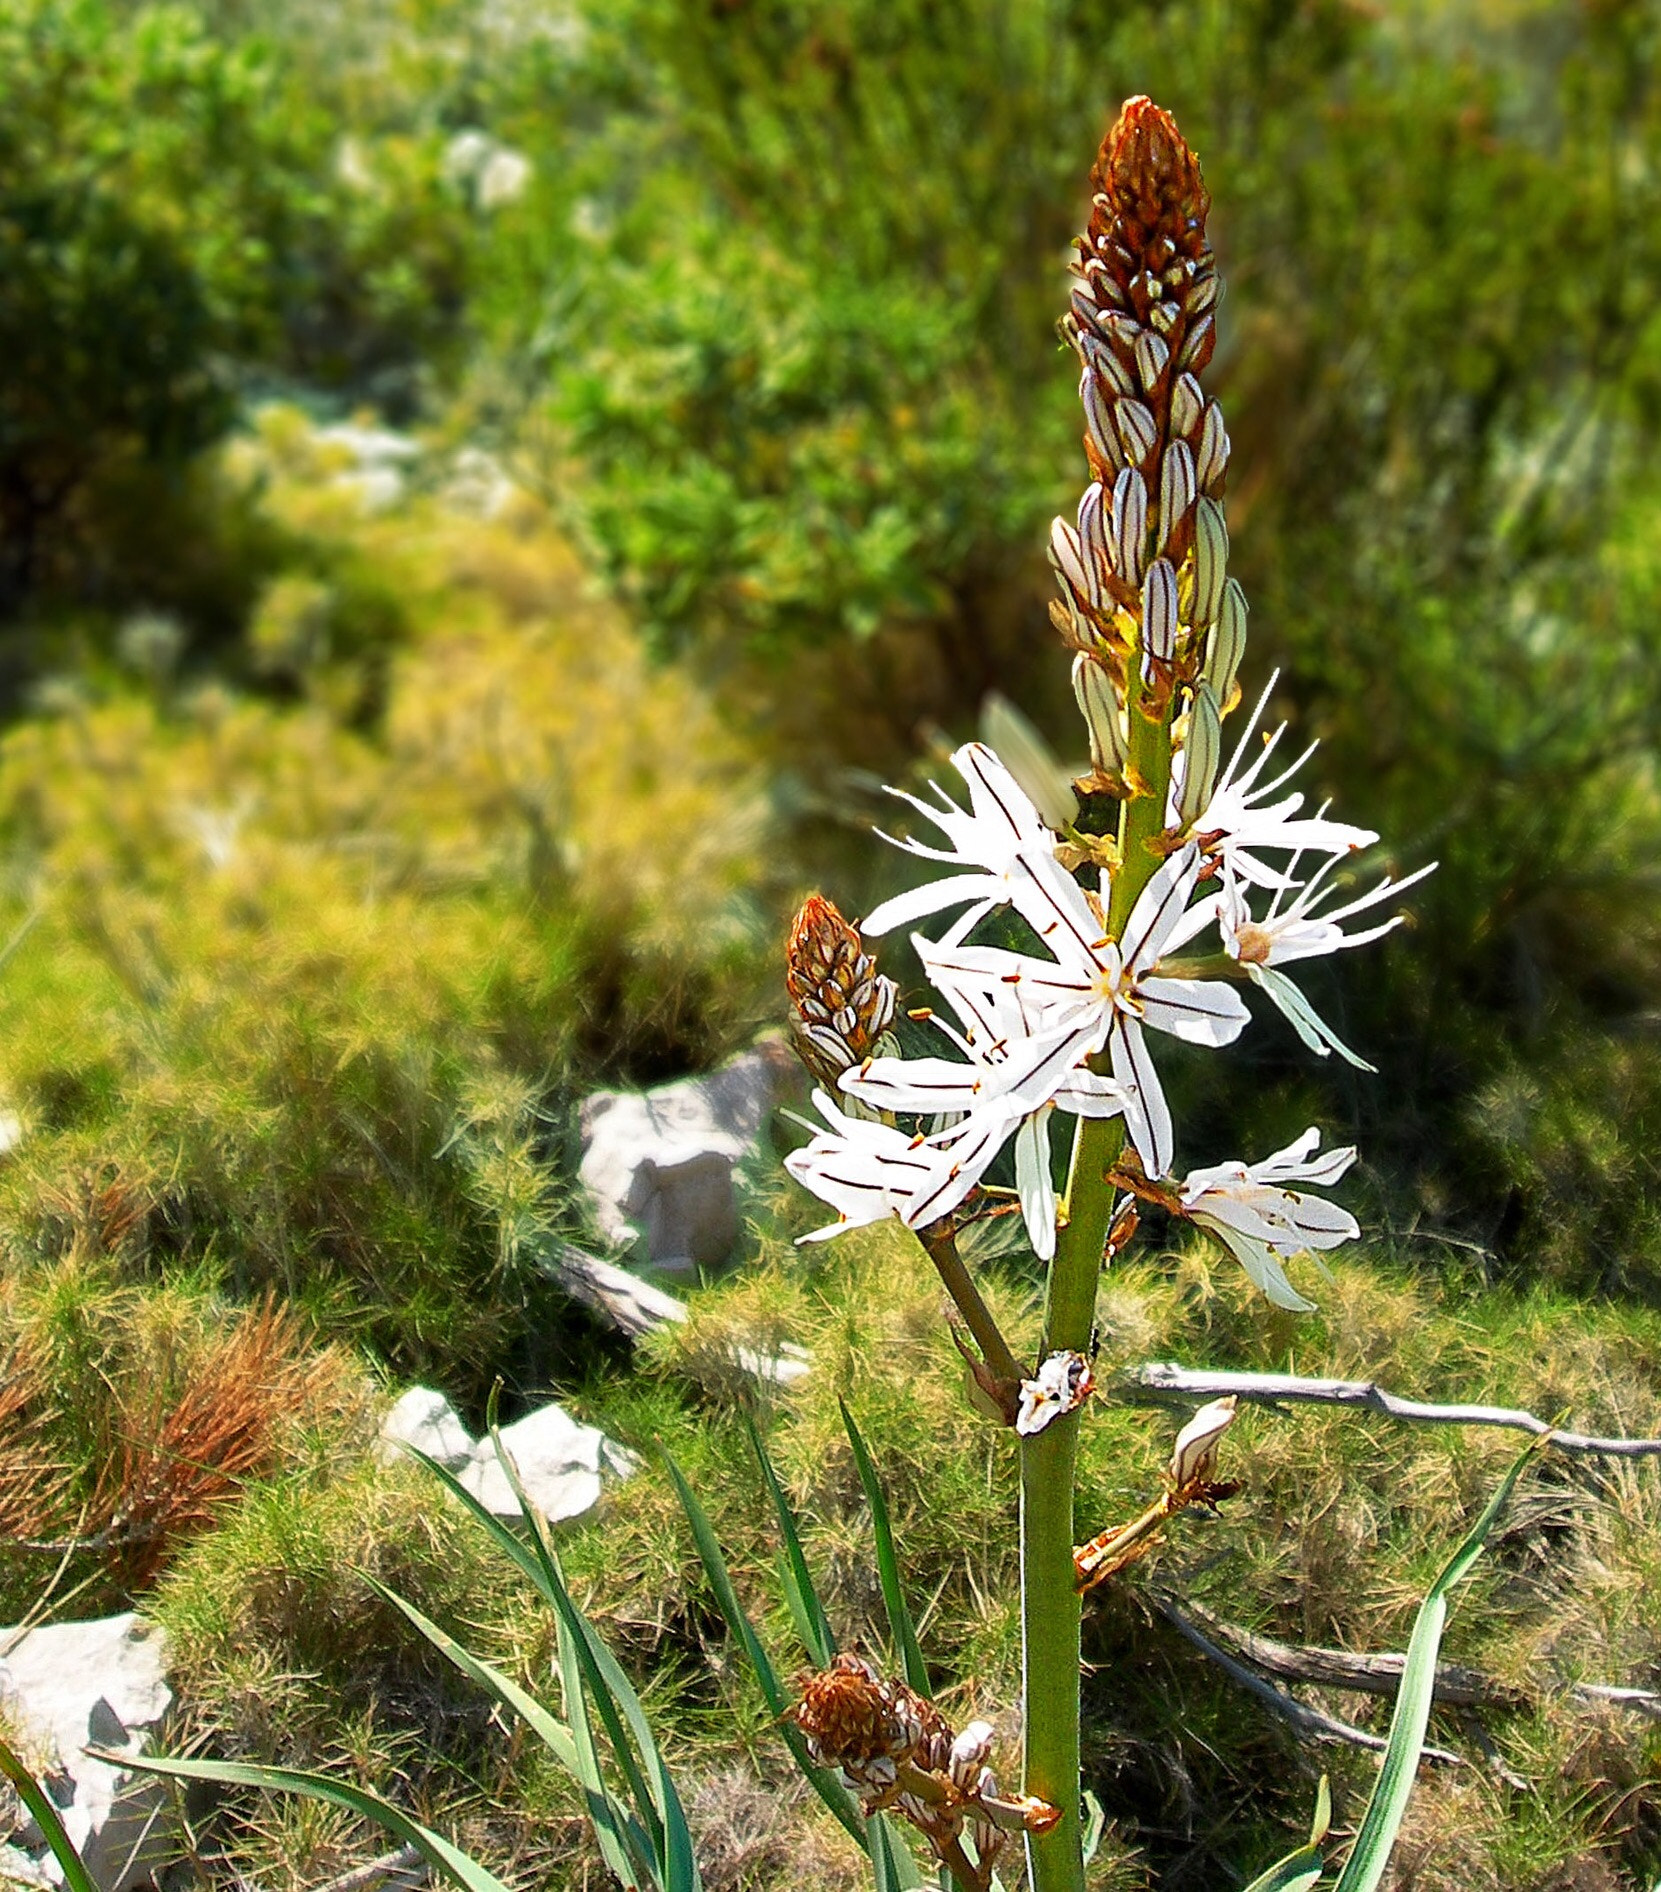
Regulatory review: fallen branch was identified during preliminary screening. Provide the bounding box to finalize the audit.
[539,1243,688,1342]
[1173,1596,1528,1711]
[1123,1363,1661,1459]
[311,1844,427,1892]
[1145,1590,1464,1766]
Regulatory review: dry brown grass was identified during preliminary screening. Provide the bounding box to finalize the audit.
[93,1297,352,1584]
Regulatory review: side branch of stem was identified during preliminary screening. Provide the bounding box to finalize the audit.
[916,1224,1023,1391]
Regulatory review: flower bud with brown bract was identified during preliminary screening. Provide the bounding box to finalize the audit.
[786,895,898,1088]
[786,1654,1054,1891]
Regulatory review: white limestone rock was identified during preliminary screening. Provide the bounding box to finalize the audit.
[377,1386,474,1470]
[457,1403,636,1524]
[578,1044,795,1270]
[0,1614,173,1892]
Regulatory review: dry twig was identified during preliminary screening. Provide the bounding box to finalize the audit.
[1146,1588,1465,1766]
[1123,1362,1661,1458]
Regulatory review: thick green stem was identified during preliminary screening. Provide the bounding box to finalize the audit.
[1021,678,1175,1892]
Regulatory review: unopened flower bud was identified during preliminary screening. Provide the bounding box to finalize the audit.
[1115,397,1158,466]
[1141,559,1178,675]
[1077,481,1109,582]
[786,897,898,1088]
[1110,468,1147,585]
[1169,1394,1238,1488]
[1204,579,1249,707]
[1178,311,1216,375]
[1177,683,1222,826]
[1195,400,1230,495]
[1048,516,1097,612]
[949,1720,996,1786]
[1072,653,1127,774]
[981,696,1079,831]
[1080,367,1123,472]
[1170,372,1204,439]
[1133,329,1169,395]
[1191,497,1228,628]
[1159,440,1197,554]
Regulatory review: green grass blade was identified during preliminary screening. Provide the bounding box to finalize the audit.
[1332,1445,1535,1892]
[839,1398,930,1699]
[556,1600,655,1887]
[402,1433,686,1885]
[1240,1844,1324,1892]
[1242,1774,1332,1892]
[744,1413,837,1666]
[475,1407,687,1881]
[869,1812,923,1889]
[0,1733,101,1892]
[661,1448,869,1851]
[360,1576,581,1775]
[119,1754,514,1892]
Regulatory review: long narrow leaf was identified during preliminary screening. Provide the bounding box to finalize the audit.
[403,1432,693,1888]
[557,1596,656,1887]
[361,1576,581,1775]
[1243,1775,1331,1892]
[839,1399,930,1699]
[120,1754,514,1892]
[0,1733,101,1892]
[1333,1446,1535,1892]
[661,1449,868,1850]
[1240,1844,1323,1892]
[483,1415,698,1891]
[869,1809,924,1890]
[745,1414,836,1666]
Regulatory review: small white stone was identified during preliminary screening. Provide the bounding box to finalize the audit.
[457,1403,634,1524]
[377,1387,474,1471]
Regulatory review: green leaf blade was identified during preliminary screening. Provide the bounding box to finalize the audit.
[839,1398,931,1699]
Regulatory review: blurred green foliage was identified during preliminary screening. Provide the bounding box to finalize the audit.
[0,440,774,1394]
[0,0,471,648]
[5,0,1661,1317]
[490,0,1661,1297]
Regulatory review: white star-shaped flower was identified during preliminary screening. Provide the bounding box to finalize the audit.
[860,743,1085,950]
[1213,852,1436,1069]
[1174,673,1378,891]
[784,1088,1015,1241]
[1179,1128,1359,1311]
[839,986,1129,1260]
[917,843,1249,1179]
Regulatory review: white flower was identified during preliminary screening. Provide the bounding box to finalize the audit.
[1175,672,1378,890]
[839,988,1128,1260]
[1215,853,1436,1069]
[1179,1128,1359,1312]
[861,743,1083,949]
[918,844,1249,1179]
[784,1089,1015,1241]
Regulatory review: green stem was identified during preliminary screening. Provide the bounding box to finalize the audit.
[916,1223,1024,1391]
[1021,674,1175,1892]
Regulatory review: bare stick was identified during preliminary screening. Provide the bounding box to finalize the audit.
[1146,1590,1464,1765]
[1175,1598,1661,1721]
[310,1845,427,1892]
[1173,1597,1526,1711]
[1122,1362,1661,1458]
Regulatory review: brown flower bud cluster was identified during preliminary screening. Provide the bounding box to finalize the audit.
[787,1654,1057,1889]
[785,895,898,1089]
[1056,97,1248,803]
